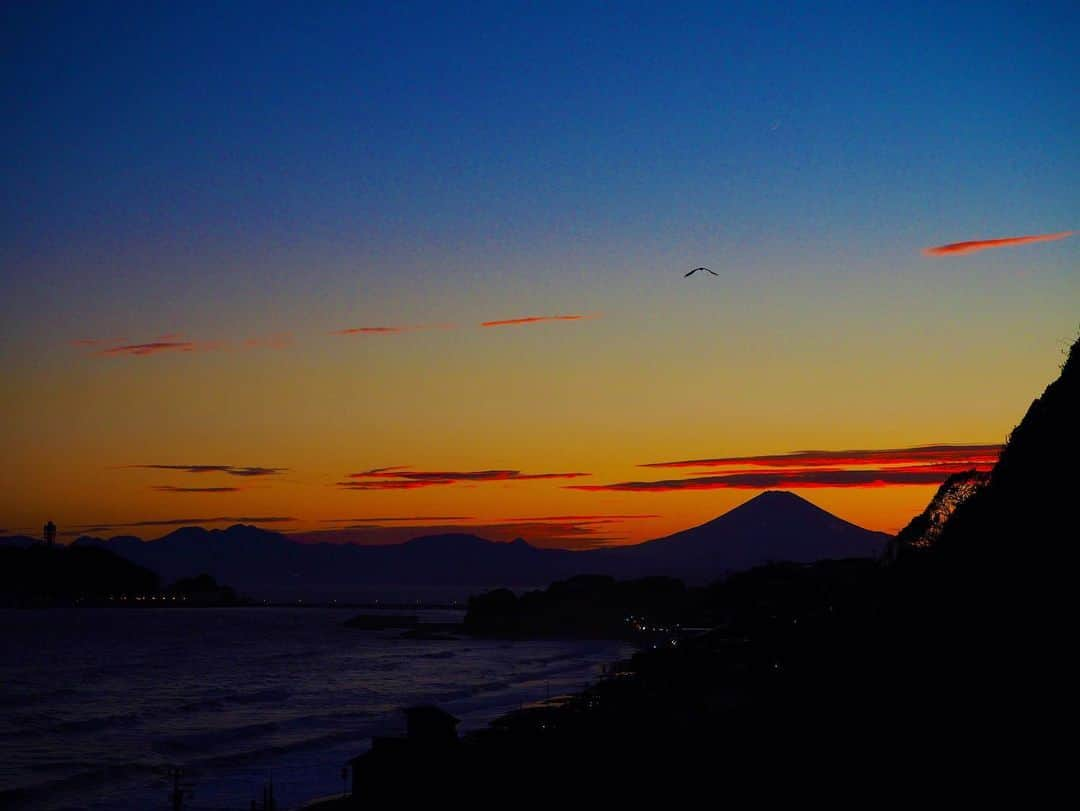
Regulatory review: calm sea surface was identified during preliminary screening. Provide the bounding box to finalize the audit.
[0,608,629,810]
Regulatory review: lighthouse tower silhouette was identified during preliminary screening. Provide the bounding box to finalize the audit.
[43,520,56,547]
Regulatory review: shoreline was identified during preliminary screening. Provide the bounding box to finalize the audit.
[0,609,627,811]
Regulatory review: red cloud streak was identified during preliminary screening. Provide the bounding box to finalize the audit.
[923,231,1073,256]
[642,444,1001,469]
[568,464,993,492]
[481,315,589,327]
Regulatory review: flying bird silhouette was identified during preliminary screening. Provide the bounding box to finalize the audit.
[684,266,718,278]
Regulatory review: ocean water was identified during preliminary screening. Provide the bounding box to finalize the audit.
[0,608,629,810]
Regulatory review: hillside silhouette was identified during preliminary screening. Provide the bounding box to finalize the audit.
[0,545,160,607]
[888,468,989,556]
[464,574,690,637]
[935,336,1077,562]
[889,333,1079,750]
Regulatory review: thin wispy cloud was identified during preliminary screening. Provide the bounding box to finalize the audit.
[76,334,290,357]
[128,465,287,477]
[153,485,243,494]
[100,341,203,357]
[342,468,591,490]
[480,315,592,328]
[333,326,410,335]
[331,324,453,336]
[923,231,1073,257]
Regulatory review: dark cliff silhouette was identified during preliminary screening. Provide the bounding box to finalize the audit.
[935,336,1077,563]
[70,492,887,599]
[887,468,990,557]
[891,334,1079,747]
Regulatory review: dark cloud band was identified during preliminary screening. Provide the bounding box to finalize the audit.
[129,465,286,477]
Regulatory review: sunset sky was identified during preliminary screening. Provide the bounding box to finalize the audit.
[2,2,1077,547]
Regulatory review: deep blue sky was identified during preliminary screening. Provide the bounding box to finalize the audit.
[5,2,1076,308]
[1,2,1077,539]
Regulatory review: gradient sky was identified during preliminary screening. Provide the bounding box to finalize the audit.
[2,2,1077,547]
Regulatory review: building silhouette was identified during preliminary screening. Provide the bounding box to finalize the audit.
[348,705,461,800]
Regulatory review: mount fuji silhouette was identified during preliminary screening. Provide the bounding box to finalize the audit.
[602,490,891,577]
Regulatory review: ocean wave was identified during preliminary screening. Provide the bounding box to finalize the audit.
[0,687,80,708]
[0,711,58,729]
[180,728,373,773]
[0,760,164,811]
[154,721,280,754]
[227,687,293,705]
[359,659,402,672]
[54,712,140,733]
[3,609,629,810]
[177,696,227,712]
[177,686,293,713]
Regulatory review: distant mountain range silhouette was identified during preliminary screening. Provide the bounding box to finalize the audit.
[0,535,35,548]
[40,492,887,599]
